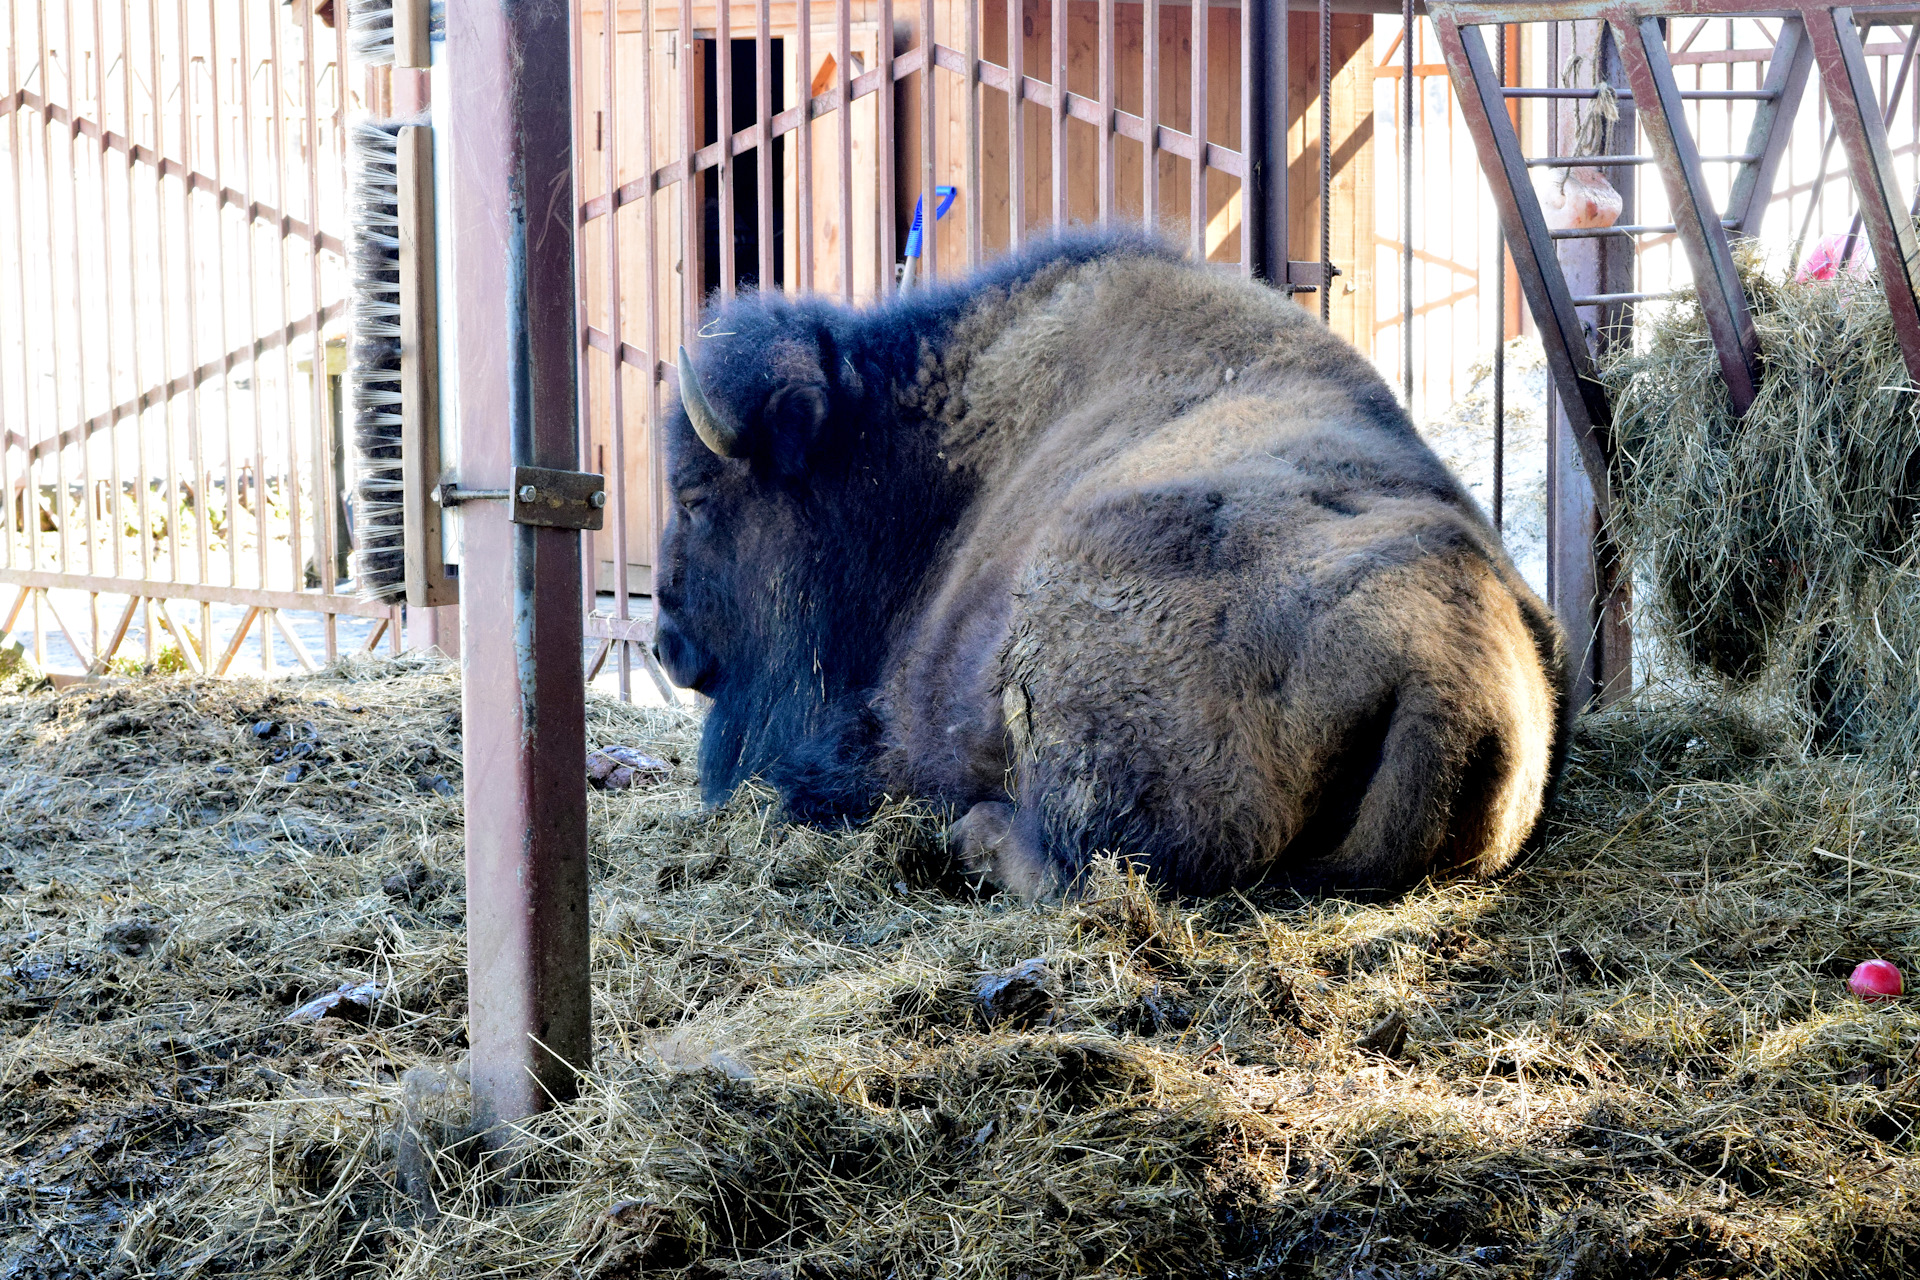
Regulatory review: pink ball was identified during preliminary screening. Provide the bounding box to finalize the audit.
[1849,960,1903,1003]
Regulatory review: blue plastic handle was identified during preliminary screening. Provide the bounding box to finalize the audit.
[904,185,960,260]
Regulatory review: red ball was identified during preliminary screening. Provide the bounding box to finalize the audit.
[1849,959,1903,1003]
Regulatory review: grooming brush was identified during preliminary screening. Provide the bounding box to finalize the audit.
[346,0,454,606]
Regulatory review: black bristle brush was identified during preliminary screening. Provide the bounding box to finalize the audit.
[346,0,453,607]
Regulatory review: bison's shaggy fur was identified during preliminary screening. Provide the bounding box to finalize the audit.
[655,234,1570,896]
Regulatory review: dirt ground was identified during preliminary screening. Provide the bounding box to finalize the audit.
[0,657,1916,1279]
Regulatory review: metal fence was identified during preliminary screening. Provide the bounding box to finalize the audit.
[0,0,400,678]
[568,0,1335,700]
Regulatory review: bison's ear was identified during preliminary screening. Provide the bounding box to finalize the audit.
[761,339,833,478]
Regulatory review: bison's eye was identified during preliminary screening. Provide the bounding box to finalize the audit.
[676,489,710,514]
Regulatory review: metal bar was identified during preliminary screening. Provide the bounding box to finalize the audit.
[603,0,631,702]
[1841,17,1920,262]
[583,51,1256,218]
[88,0,121,582]
[757,0,774,288]
[204,0,238,594]
[0,567,385,617]
[1244,0,1290,280]
[270,607,318,672]
[921,0,938,277]
[1009,0,1024,246]
[235,0,268,594]
[1403,0,1414,394]
[3,0,28,576]
[1238,0,1251,273]
[1720,17,1804,234]
[1572,288,1684,303]
[23,301,349,465]
[797,0,814,291]
[180,0,211,591]
[1809,7,1920,382]
[879,0,896,286]
[42,0,73,579]
[1050,0,1067,225]
[569,0,593,647]
[682,0,702,317]
[92,593,140,673]
[641,0,664,646]
[718,0,736,295]
[447,0,592,1133]
[1319,0,1333,319]
[1191,0,1208,259]
[1523,150,1757,163]
[1616,14,1759,413]
[966,0,981,267]
[289,0,319,619]
[1433,15,1612,501]
[1099,0,1115,222]
[214,604,261,675]
[38,588,95,670]
[1553,220,1676,237]
[1500,85,1776,99]
[836,0,852,297]
[1146,0,1160,230]
[0,90,349,254]
[264,0,295,597]
[1493,19,1504,532]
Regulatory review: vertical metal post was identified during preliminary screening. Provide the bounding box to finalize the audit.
[448,0,591,1134]
[1146,0,1160,233]
[1008,0,1024,247]
[1247,0,1287,284]
[1098,0,1114,222]
[603,0,631,700]
[1402,0,1414,397]
[1189,0,1206,260]
[797,0,814,292]
[920,0,938,274]
[1050,0,1066,226]
[717,0,736,295]
[837,0,853,295]
[1492,21,1503,531]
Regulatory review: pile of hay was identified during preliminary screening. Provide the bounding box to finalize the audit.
[1,661,1917,1278]
[1599,259,1920,758]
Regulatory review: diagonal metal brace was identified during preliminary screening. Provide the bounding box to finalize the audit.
[1614,14,1762,415]
[1807,6,1920,385]
[1433,13,1616,513]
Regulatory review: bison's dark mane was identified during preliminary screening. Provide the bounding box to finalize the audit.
[679,230,1179,818]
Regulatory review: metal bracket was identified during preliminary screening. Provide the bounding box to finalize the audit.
[433,465,607,531]
[1285,260,1341,294]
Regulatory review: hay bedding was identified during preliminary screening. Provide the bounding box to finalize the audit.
[1599,257,1920,758]
[0,660,1915,1279]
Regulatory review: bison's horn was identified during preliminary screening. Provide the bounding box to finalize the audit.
[677,345,740,458]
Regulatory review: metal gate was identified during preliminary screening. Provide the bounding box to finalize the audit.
[0,0,398,678]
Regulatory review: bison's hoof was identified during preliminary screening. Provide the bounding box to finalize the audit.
[948,801,1058,902]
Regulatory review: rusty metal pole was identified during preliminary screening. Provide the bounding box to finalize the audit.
[447,0,591,1136]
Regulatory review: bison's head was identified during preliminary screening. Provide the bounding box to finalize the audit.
[652,299,972,808]
[652,326,836,695]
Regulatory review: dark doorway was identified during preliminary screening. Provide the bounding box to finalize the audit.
[701,37,785,295]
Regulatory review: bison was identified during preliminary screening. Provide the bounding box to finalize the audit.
[655,233,1571,898]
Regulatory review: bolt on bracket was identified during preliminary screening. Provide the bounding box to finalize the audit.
[432,465,608,531]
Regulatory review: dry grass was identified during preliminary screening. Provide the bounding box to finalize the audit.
[1599,256,1920,760]
[0,659,1917,1278]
